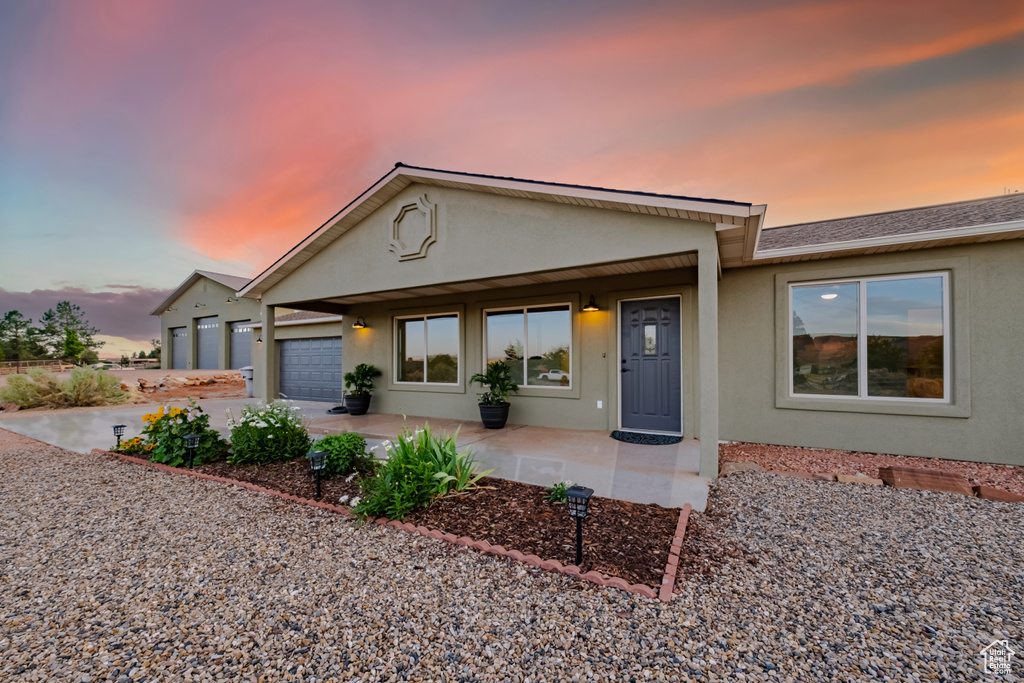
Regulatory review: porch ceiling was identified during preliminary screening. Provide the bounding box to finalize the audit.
[313,252,699,306]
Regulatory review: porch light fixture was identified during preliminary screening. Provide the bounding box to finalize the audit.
[565,485,595,567]
[112,424,127,448]
[306,450,328,500]
[165,307,177,313]
[225,297,238,303]
[184,432,201,468]
[352,316,367,329]
[820,293,838,300]
[194,302,206,308]
[582,295,599,312]
[256,336,263,344]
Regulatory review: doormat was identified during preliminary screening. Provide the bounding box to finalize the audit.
[611,431,682,446]
[326,405,349,415]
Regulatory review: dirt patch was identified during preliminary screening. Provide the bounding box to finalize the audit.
[173,457,678,588]
[720,442,1024,497]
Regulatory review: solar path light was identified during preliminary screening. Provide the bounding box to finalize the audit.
[184,433,200,468]
[112,424,127,448]
[565,485,595,567]
[306,450,328,500]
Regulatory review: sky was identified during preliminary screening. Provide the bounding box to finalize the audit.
[1,0,1022,356]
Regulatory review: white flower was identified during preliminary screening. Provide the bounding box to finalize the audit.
[338,495,350,504]
[268,435,274,439]
[350,497,361,506]
[345,473,356,483]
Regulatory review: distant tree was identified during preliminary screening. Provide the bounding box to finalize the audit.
[867,336,906,373]
[0,311,46,362]
[63,329,86,363]
[150,338,162,358]
[119,354,130,368]
[38,301,104,357]
[80,349,99,365]
[131,351,138,359]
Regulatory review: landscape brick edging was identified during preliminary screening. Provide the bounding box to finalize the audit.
[659,503,691,602]
[91,449,667,600]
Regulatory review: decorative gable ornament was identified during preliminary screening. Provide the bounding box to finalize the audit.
[389,194,437,261]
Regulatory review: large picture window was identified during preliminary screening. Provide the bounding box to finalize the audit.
[791,273,949,401]
[484,304,572,388]
[394,313,460,384]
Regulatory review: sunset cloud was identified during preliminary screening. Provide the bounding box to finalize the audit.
[1,0,1022,292]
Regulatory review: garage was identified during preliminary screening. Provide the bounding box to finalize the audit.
[171,327,188,369]
[279,337,342,401]
[196,316,219,370]
[229,320,252,369]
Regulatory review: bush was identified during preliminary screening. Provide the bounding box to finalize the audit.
[227,402,311,465]
[354,425,491,520]
[314,432,374,478]
[142,402,226,467]
[0,368,126,408]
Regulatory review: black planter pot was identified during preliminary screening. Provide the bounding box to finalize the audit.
[344,394,372,416]
[478,402,511,429]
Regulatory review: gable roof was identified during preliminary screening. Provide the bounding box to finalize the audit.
[150,270,253,316]
[754,194,1024,262]
[239,163,765,298]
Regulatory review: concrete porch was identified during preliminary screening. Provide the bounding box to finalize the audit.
[308,412,710,511]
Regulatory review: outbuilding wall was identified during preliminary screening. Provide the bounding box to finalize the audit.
[159,279,261,371]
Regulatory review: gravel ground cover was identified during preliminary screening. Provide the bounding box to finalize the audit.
[2,427,1022,681]
[721,442,1024,497]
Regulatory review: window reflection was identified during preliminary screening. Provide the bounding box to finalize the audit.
[485,305,571,387]
[396,314,459,384]
[792,283,859,396]
[867,277,944,398]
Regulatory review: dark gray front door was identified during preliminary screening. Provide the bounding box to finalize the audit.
[171,328,188,370]
[229,321,252,369]
[197,316,219,370]
[279,337,343,401]
[620,297,682,433]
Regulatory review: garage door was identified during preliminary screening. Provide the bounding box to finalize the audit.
[197,316,219,369]
[171,328,188,370]
[229,321,252,369]
[279,337,342,402]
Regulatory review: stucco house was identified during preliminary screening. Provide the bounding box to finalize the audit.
[228,164,1023,478]
[152,271,346,401]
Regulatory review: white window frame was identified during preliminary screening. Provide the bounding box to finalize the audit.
[392,312,461,386]
[789,271,951,402]
[482,303,574,391]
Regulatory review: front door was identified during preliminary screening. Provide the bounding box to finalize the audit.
[620,297,682,433]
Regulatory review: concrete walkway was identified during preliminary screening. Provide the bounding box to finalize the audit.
[1,400,709,510]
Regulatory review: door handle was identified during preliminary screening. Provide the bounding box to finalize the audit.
[621,367,631,373]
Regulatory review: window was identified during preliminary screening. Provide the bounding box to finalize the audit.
[791,273,949,401]
[484,304,572,388]
[394,313,460,384]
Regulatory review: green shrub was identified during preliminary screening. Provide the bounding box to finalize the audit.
[545,480,573,503]
[354,424,491,520]
[0,368,126,408]
[314,432,374,478]
[141,402,226,467]
[227,401,311,465]
[470,360,519,405]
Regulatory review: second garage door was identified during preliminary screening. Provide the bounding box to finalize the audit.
[229,321,252,369]
[279,337,342,401]
[197,316,219,370]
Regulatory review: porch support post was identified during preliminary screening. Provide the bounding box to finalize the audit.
[257,303,278,401]
[697,245,719,479]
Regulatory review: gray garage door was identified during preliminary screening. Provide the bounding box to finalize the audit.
[279,337,342,402]
[197,316,219,370]
[171,327,188,370]
[229,321,252,369]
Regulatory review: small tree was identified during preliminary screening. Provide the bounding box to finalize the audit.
[150,338,162,359]
[63,329,85,363]
[120,354,130,368]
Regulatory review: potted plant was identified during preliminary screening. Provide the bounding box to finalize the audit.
[343,363,382,416]
[470,360,520,429]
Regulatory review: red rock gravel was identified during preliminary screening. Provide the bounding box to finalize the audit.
[720,442,1024,497]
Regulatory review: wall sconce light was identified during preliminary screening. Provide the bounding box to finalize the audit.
[165,307,177,313]
[225,297,238,303]
[582,295,599,312]
[352,316,367,329]
[194,302,206,308]
[256,336,263,344]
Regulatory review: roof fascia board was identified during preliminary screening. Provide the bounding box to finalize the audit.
[405,166,754,218]
[754,218,1024,260]
[251,315,345,329]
